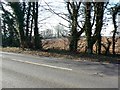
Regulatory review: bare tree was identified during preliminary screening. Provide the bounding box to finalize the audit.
[66,1,85,52]
[93,2,105,54]
[9,2,26,49]
[33,2,42,49]
[111,4,120,54]
[84,2,107,54]
[84,2,92,54]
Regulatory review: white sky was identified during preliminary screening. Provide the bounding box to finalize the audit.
[39,0,120,36]
[1,0,120,36]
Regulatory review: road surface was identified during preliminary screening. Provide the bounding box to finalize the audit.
[0,52,119,88]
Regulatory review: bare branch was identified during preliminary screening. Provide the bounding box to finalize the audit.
[39,15,52,22]
[59,23,70,28]
[43,0,70,23]
[77,2,81,10]
[1,3,15,19]
[67,2,72,16]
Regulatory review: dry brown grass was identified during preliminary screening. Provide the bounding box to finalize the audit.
[1,46,120,64]
[42,37,120,54]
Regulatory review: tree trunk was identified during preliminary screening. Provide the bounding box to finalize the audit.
[92,2,105,54]
[85,2,92,54]
[97,34,102,54]
[111,4,120,55]
[33,2,42,49]
[69,16,78,52]
[112,13,117,55]
[69,33,78,52]
[96,3,104,54]
[30,17,33,42]
[9,2,26,49]
[26,2,31,48]
[2,19,7,46]
[67,2,81,52]
[106,39,111,55]
[26,2,31,37]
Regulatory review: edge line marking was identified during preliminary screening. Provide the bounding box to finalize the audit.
[11,59,72,71]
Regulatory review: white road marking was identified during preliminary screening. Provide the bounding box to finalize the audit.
[11,59,72,71]
[1,52,23,56]
[1,52,117,65]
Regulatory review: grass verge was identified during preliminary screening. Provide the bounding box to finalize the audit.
[1,47,120,64]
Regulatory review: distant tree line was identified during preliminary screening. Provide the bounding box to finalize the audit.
[1,1,120,55]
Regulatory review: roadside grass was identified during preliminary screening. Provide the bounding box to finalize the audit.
[1,47,120,64]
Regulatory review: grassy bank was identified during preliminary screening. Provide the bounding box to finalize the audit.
[1,47,120,64]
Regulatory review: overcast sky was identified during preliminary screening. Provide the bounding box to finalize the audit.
[1,0,120,36]
[38,0,120,36]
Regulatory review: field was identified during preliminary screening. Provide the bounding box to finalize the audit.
[42,37,120,54]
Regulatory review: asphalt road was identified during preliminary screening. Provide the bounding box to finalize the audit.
[0,52,119,88]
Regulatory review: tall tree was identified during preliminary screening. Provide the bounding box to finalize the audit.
[30,3,34,42]
[84,2,92,54]
[1,4,19,47]
[44,1,84,52]
[9,2,26,49]
[111,4,120,54]
[25,2,32,48]
[84,2,106,54]
[94,2,105,54]
[67,1,84,52]
[33,2,42,49]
